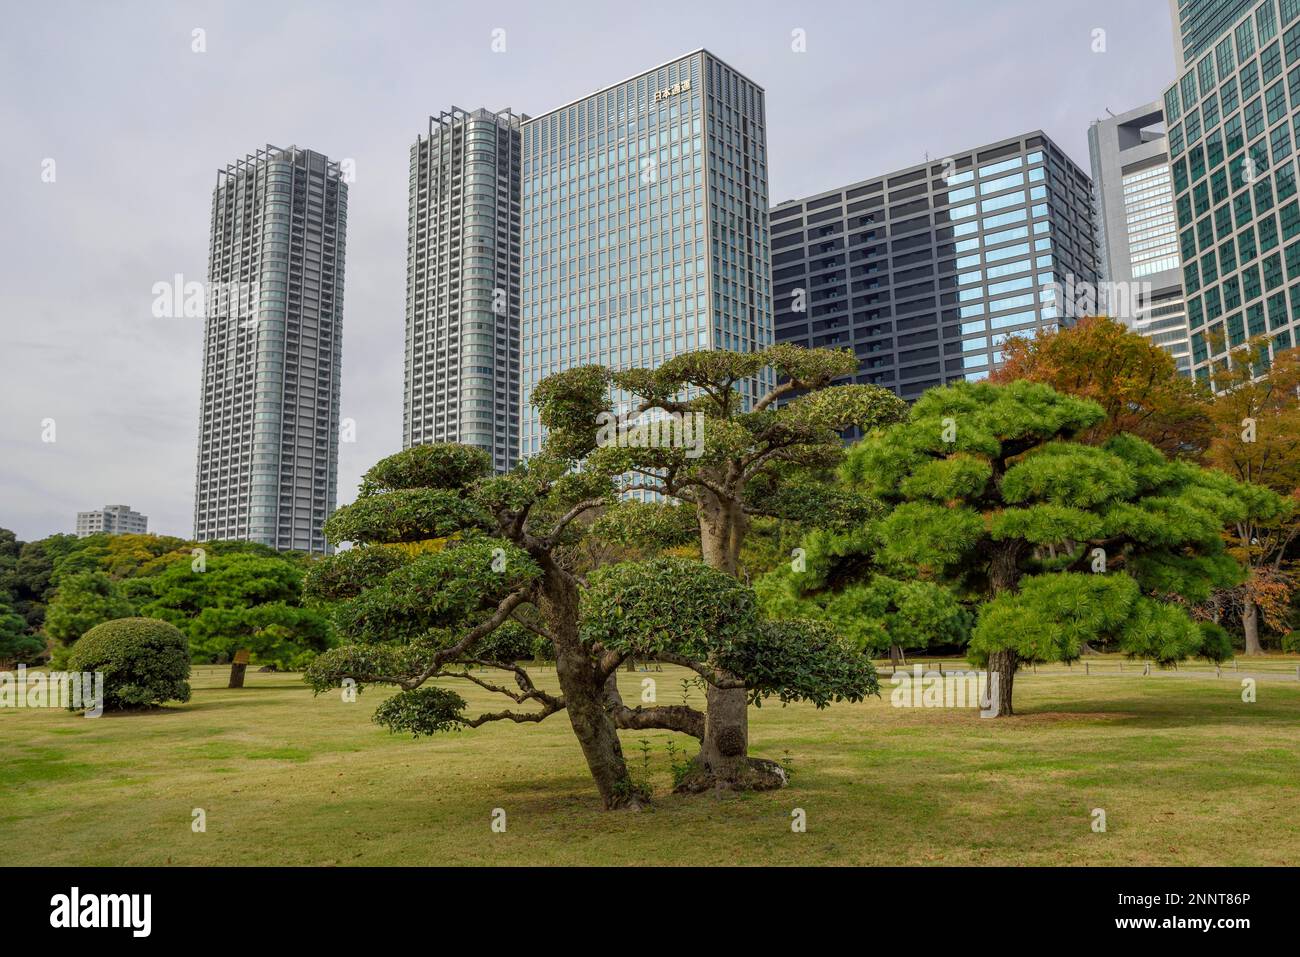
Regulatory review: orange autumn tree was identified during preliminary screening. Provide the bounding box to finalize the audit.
[1203,337,1300,654]
[993,315,1212,458]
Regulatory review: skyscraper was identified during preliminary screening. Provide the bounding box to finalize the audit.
[193,145,348,555]
[1162,0,1300,384]
[404,108,524,472]
[771,132,1098,399]
[1089,102,1192,373]
[1171,0,1259,71]
[518,50,773,459]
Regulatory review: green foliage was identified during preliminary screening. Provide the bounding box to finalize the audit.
[2,528,332,671]
[324,489,491,545]
[531,344,906,576]
[303,643,438,693]
[581,557,882,708]
[779,382,908,434]
[359,443,492,495]
[66,617,191,710]
[189,603,331,670]
[757,568,971,655]
[473,621,537,664]
[531,365,612,461]
[875,503,984,572]
[1281,630,1300,653]
[302,546,409,602]
[718,618,880,708]
[785,380,1261,713]
[968,572,1201,666]
[43,572,135,646]
[0,602,43,663]
[742,469,881,532]
[580,558,757,662]
[140,550,329,666]
[1197,621,1235,663]
[589,501,699,551]
[372,687,467,736]
[327,540,540,647]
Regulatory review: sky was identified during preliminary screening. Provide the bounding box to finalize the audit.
[0,0,1178,542]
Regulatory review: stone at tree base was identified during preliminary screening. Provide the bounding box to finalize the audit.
[673,755,788,794]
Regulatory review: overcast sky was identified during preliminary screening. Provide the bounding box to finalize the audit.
[0,0,1177,542]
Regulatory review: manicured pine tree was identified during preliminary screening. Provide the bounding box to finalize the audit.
[828,379,1262,715]
[301,437,880,805]
[542,343,905,788]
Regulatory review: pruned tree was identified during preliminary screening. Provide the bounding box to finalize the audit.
[580,557,878,790]
[535,343,906,788]
[835,379,1260,715]
[302,346,897,804]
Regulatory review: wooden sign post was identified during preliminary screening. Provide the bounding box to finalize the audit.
[228,649,251,689]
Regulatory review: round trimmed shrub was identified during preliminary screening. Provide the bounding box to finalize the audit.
[66,617,191,710]
[1282,630,1300,654]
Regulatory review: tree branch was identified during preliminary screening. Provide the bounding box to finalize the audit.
[603,673,705,739]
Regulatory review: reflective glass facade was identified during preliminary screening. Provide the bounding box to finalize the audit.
[1089,102,1191,374]
[519,50,773,458]
[1174,0,1259,69]
[771,133,1097,399]
[1163,0,1300,383]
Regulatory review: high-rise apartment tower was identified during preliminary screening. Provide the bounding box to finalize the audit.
[193,145,347,554]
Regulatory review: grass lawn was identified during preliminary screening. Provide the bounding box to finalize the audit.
[2,659,1299,866]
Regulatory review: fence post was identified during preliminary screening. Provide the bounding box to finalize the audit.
[1085,661,1090,676]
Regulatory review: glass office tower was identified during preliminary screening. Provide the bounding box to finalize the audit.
[1173,0,1260,69]
[518,50,773,459]
[1089,102,1192,373]
[771,132,1097,398]
[194,145,347,555]
[404,107,524,473]
[1163,0,1300,383]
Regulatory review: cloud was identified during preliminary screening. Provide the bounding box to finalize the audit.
[0,0,1176,542]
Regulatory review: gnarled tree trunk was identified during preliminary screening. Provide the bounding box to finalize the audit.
[536,558,643,809]
[686,492,785,791]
